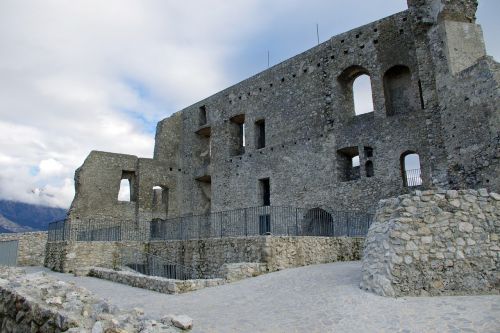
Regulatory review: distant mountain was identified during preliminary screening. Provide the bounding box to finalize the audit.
[0,214,35,233]
[0,200,67,232]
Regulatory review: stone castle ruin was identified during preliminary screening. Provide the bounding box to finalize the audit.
[42,0,499,295]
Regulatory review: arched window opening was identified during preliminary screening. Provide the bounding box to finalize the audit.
[338,66,375,118]
[401,152,422,187]
[353,74,375,115]
[117,179,130,201]
[384,65,418,116]
[365,161,374,177]
[152,185,169,218]
[302,208,334,236]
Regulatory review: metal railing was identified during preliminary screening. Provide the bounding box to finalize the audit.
[120,248,192,280]
[150,206,373,241]
[48,206,374,242]
[47,220,69,241]
[404,168,422,187]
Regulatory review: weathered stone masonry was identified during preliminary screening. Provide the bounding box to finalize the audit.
[50,0,499,276]
[65,0,499,230]
[0,232,47,266]
[361,189,499,297]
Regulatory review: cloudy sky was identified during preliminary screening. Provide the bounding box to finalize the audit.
[0,0,499,208]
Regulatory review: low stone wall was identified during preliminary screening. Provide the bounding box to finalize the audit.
[0,232,47,266]
[361,189,500,297]
[88,267,225,294]
[45,241,146,273]
[218,263,268,282]
[0,267,185,332]
[264,236,364,272]
[45,236,364,278]
[149,236,364,278]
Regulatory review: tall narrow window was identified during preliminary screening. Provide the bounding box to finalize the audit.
[230,114,245,156]
[401,152,422,187]
[255,119,266,149]
[353,74,374,115]
[118,171,136,202]
[152,185,169,216]
[384,65,418,116]
[365,161,374,177]
[199,105,207,126]
[259,178,270,206]
[118,179,130,201]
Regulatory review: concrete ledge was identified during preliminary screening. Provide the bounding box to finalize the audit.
[88,267,226,294]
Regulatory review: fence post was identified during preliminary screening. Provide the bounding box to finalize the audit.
[244,208,248,237]
[295,208,299,236]
[346,213,350,237]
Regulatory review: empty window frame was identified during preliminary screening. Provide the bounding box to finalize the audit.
[255,119,266,149]
[353,75,375,115]
[230,114,245,156]
[384,65,419,116]
[337,147,360,181]
[401,151,422,187]
[117,171,136,202]
[259,178,271,206]
[365,160,374,178]
[152,186,169,206]
[338,66,375,117]
[199,105,207,126]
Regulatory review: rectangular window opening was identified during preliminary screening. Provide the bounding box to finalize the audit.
[230,114,245,156]
[337,147,360,182]
[259,178,270,206]
[255,119,266,149]
[199,105,207,126]
[118,171,136,202]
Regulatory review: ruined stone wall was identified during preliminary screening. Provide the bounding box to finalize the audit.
[0,232,47,266]
[360,189,499,297]
[155,10,432,215]
[0,267,182,332]
[149,236,364,278]
[55,1,499,275]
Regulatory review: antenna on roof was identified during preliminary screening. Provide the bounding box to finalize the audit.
[267,50,270,68]
[316,23,320,45]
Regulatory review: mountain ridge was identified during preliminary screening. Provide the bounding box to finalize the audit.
[0,200,67,233]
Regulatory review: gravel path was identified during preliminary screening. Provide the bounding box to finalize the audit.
[26,262,500,333]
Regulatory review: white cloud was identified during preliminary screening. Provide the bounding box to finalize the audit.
[0,0,275,208]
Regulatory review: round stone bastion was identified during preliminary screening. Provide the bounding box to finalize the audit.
[360,189,499,297]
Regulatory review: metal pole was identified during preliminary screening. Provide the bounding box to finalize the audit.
[316,24,320,45]
[267,50,270,68]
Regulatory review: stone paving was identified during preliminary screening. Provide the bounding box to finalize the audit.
[26,262,500,333]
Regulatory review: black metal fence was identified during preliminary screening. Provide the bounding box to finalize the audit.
[48,206,374,242]
[47,220,69,241]
[48,219,148,242]
[150,206,373,241]
[120,248,192,280]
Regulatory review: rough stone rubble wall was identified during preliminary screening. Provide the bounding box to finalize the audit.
[88,267,225,294]
[0,232,47,266]
[360,189,499,297]
[44,241,146,273]
[0,267,181,332]
[149,236,364,278]
[45,236,363,278]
